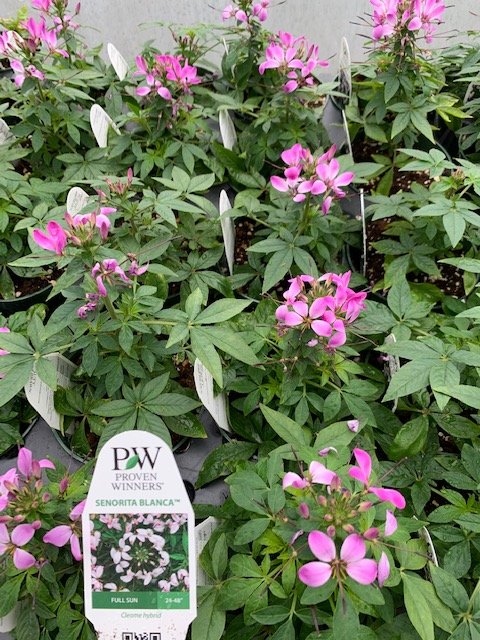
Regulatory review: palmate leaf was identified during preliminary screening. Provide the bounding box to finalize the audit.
[383,360,431,401]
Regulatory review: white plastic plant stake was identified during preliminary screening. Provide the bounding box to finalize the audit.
[82,430,196,640]
[0,606,19,633]
[360,188,367,276]
[194,359,231,433]
[195,517,220,586]
[338,37,352,105]
[0,118,14,145]
[90,104,120,148]
[24,353,76,431]
[384,334,400,412]
[219,109,237,151]
[66,186,89,215]
[219,190,235,276]
[107,43,128,82]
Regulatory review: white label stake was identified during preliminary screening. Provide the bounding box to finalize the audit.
[195,517,220,586]
[24,353,76,431]
[0,118,14,146]
[90,104,120,148]
[107,43,129,81]
[82,430,196,640]
[219,110,237,151]
[194,360,231,433]
[66,187,89,215]
[219,190,235,276]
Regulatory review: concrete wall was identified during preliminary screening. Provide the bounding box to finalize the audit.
[2,0,479,71]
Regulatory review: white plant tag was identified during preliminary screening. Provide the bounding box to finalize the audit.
[67,187,89,215]
[384,334,400,412]
[338,37,352,104]
[360,188,367,275]
[195,517,220,586]
[90,104,120,148]
[107,43,128,81]
[25,353,76,431]
[219,190,235,276]
[219,110,237,151]
[82,430,196,640]
[194,360,231,433]
[0,605,18,632]
[0,118,14,145]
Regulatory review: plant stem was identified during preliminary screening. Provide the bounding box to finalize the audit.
[103,295,118,320]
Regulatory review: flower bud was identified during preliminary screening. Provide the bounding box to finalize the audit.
[324,513,333,522]
[363,527,379,540]
[317,495,327,507]
[358,501,373,512]
[298,503,310,519]
[0,515,12,523]
[13,514,24,522]
[3,481,17,493]
[342,523,355,534]
[59,477,69,494]
[326,525,336,537]
[31,520,42,530]
[290,529,304,545]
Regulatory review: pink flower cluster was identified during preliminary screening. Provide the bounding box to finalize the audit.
[0,447,85,569]
[283,448,405,589]
[134,54,201,101]
[371,0,445,43]
[271,143,354,213]
[276,272,367,350]
[222,0,270,24]
[259,31,328,93]
[32,207,117,255]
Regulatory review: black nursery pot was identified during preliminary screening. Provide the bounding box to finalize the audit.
[0,284,53,316]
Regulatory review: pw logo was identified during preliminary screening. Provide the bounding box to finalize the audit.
[112,447,162,471]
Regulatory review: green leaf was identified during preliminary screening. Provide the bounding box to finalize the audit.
[191,589,225,640]
[211,534,228,581]
[402,573,434,640]
[314,420,361,450]
[251,606,290,625]
[234,518,270,545]
[262,248,293,294]
[429,563,469,613]
[203,326,258,366]
[260,404,309,447]
[270,619,295,640]
[391,111,411,139]
[0,332,34,354]
[195,298,251,324]
[144,393,201,416]
[383,360,431,401]
[332,592,360,640]
[196,441,258,488]
[387,277,411,318]
[185,287,204,320]
[410,110,435,142]
[217,578,263,610]
[190,328,223,387]
[440,258,480,273]
[443,212,466,248]
[300,580,336,605]
[0,361,35,407]
[35,357,58,390]
[0,574,23,616]
[16,600,40,640]
[434,385,480,410]
[390,416,429,459]
[125,455,139,469]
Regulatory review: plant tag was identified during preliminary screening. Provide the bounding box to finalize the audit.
[90,104,120,148]
[66,186,89,215]
[24,353,76,431]
[0,118,14,145]
[82,430,196,640]
[338,37,352,105]
[219,190,235,275]
[384,334,400,412]
[107,43,129,81]
[219,109,237,151]
[194,360,231,432]
[195,517,220,586]
[0,605,18,632]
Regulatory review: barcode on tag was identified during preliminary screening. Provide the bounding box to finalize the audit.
[122,633,161,640]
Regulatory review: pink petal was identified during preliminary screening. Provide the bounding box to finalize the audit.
[346,558,377,585]
[369,487,406,509]
[384,510,397,536]
[39,459,55,469]
[298,561,332,587]
[348,448,372,485]
[43,525,72,547]
[309,297,328,318]
[335,171,355,187]
[136,86,151,96]
[0,524,10,545]
[340,534,366,563]
[309,461,337,485]
[311,320,332,337]
[70,534,82,560]
[308,530,336,562]
[377,552,390,587]
[11,524,35,547]
[17,448,32,478]
[70,499,86,520]
[347,419,359,433]
[408,16,422,30]
[13,548,36,570]
[282,472,307,489]
[292,301,308,317]
[283,311,304,327]
[271,176,289,192]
